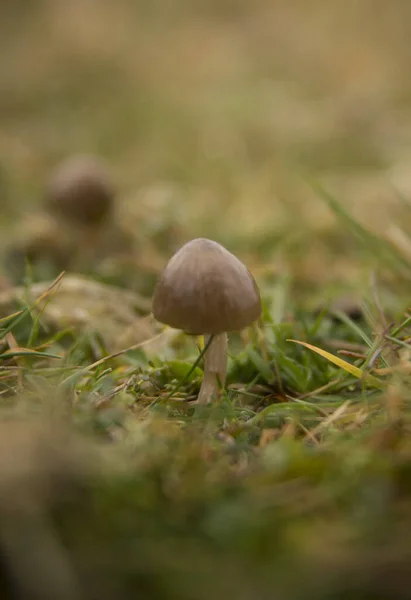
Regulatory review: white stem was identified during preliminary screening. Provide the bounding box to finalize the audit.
[197,333,228,404]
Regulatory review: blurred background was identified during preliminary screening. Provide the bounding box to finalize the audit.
[2,0,411,292]
[2,6,411,599]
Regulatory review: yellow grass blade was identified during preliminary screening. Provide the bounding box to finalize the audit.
[287,339,385,389]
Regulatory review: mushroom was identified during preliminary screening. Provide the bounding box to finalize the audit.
[45,154,115,228]
[4,215,72,283]
[314,293,364,323]
[152,238,261,404]
[45,154,123,268]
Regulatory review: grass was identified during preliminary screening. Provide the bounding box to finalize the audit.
[2,209,411,598]
[2,1,411,598]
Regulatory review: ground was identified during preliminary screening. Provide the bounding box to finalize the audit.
[0,2,411,599]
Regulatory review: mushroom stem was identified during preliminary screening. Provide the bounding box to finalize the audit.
[197,333,228,404]
[80,226,102,265]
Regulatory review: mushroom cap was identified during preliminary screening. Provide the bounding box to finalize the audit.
[152,238,261,334]
[46,155,115,226]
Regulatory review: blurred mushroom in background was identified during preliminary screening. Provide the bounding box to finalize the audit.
[314,292,364,323]
[45,154,135,271]
[3,155,138,285]
[46,155,115,229]
[4,214,72,284]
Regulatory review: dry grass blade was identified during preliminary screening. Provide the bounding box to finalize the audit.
[288,339,386,389]
[306,400,351,439]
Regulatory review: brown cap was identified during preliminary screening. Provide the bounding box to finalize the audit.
[46,155,115,226]
[152,238,261,334]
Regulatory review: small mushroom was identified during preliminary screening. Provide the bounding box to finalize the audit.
[45,154,124,268]
[314,293,364,323]
[45,155,115,228]
[152,238,261,404]
[4,215,72,283]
